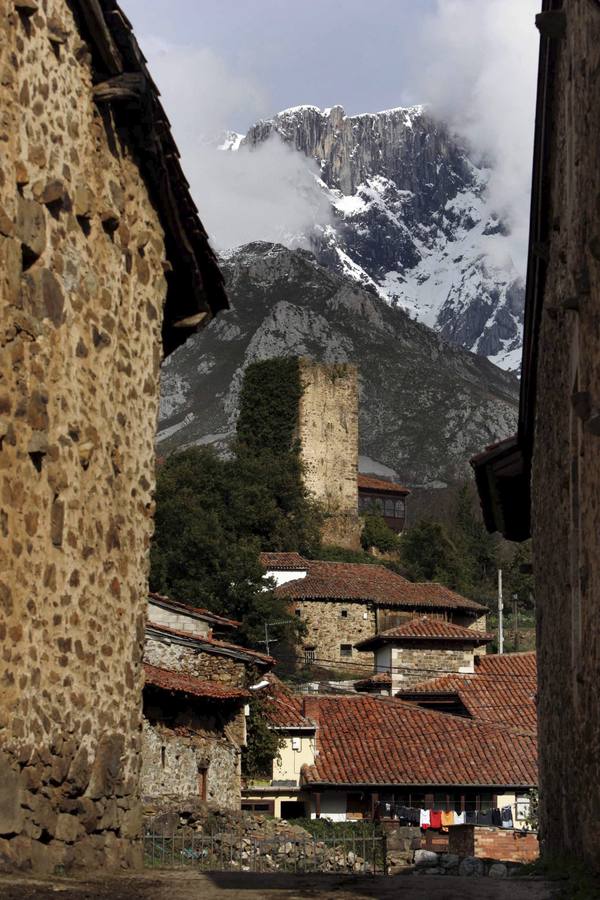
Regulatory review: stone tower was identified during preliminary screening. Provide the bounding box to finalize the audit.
[297,360,361,550]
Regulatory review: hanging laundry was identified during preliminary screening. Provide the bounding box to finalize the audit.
[429,810,442,829]
[501,806,514,829]
[454,811,466,825]
[464,811,477,825]
[441,810,454,827]
[408,808,420,827]
[492,809,502,827]
[477,810,494,826]
[420,809,430,829]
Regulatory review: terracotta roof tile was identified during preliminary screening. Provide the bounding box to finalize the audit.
[276,561,485,612]
[143,664,250,701]
[301,695,537,788]
[259,675,314,729]
[259,552,309,571]
[354,672,392,692]
[398,652,537,732]
[355,617,492,649]
[358,474,411,494]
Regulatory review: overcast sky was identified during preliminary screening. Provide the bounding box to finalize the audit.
[119,0,540,259]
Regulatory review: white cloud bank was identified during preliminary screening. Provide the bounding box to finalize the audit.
[414,0,540,270]
[139,38,331,251]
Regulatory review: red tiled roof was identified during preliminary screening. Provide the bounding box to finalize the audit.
[358,474,410,495]
[259,552,309,571]
[355,617,492,650]
[301,695,537,788]
[354,671,392,692]
[259,674,314,729]
[146,622,275,667]
[143,664,250,701]
[398,652,537,732]
[148,592,241,628]
[276,561,485,612]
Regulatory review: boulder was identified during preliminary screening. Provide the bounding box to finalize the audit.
[488,862,508,878]
[414,848,439,866]
[458,856,485,876]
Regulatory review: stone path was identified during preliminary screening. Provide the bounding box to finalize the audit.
[0,870,557,899]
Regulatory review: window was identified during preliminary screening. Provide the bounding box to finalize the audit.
[395,499,405,518]
[197,766,208,802]
[385,499,395,517]
[161,746,166,769]
[304,647,316,664]
[295,608,301,617]
[515,795,531,822]
[241,801,275,815]
[340,609,348,618]
[340,644,352,657]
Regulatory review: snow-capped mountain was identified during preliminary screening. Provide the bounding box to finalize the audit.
[158,243,519,486]
[236,104,525,370]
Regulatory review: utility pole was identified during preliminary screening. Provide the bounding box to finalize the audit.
[258,620,289,657]
[498,569,504,654]
[513,592,519,652]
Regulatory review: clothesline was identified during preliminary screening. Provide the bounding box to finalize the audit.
[378,802,520,831]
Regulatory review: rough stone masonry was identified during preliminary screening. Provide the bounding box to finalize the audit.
[0,0,224,873]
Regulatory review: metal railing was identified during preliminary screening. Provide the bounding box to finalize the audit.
[143,824,385,874]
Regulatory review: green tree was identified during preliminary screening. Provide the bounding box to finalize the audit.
[242,695,285,780]
[361,512,399,554]
[400,519,468,590]
[505,540,534,611]
[453,483,498,595]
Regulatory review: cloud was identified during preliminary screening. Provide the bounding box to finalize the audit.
[135,37,332,251]
[414,0,540,271]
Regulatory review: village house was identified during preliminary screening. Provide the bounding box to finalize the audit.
[0,0,226,872]
[354,616,492,691]
[242,675,316,820]
[470,1,600,869]
[357,474,410,533]
[143,595,274,810]
[261,553,487,671]
[243,683,536,828]
[396,651,537,733]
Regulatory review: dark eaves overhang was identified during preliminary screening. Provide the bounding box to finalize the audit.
[301,779,537,791]
[145,623,274,669]
[470,0,562,541]
[70,0,228,357]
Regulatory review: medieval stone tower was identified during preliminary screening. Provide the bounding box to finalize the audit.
[297,360,361,550]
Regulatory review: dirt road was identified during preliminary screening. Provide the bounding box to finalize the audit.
[0,870,557,899]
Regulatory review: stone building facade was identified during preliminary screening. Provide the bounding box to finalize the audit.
[141,666,249,810]
[264,554,487,672]
[471,1,600,869]
[355,618,491,690]
[297,360,361,549]
[0,0,225,873]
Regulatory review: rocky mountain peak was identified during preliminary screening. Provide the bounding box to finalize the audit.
[236,104,525,371]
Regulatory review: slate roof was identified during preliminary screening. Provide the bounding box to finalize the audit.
[143,663,249,701]
[71,0,228,355]
[275,561,486,613]
[259,552,309,571]
[397,652,538,732]
[148,592,241,629]
[355,617,492,650]
[259,675,314,730]
[145,622,275,668]
[301,695,537,788]
[358,474,410,495]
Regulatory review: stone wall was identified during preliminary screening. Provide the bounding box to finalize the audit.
[297,360,361,550]
[531,2,600,869]
[144,637,246,687]
[141,719,241,811]
[0,0,171,873]
[390,643,477,690]
[294,600,376,670]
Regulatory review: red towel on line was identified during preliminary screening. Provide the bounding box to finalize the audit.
[430,810,442,829]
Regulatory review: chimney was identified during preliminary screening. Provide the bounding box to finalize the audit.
[302,695,320,725]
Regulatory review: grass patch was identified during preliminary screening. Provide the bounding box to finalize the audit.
[519,856,600,899]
